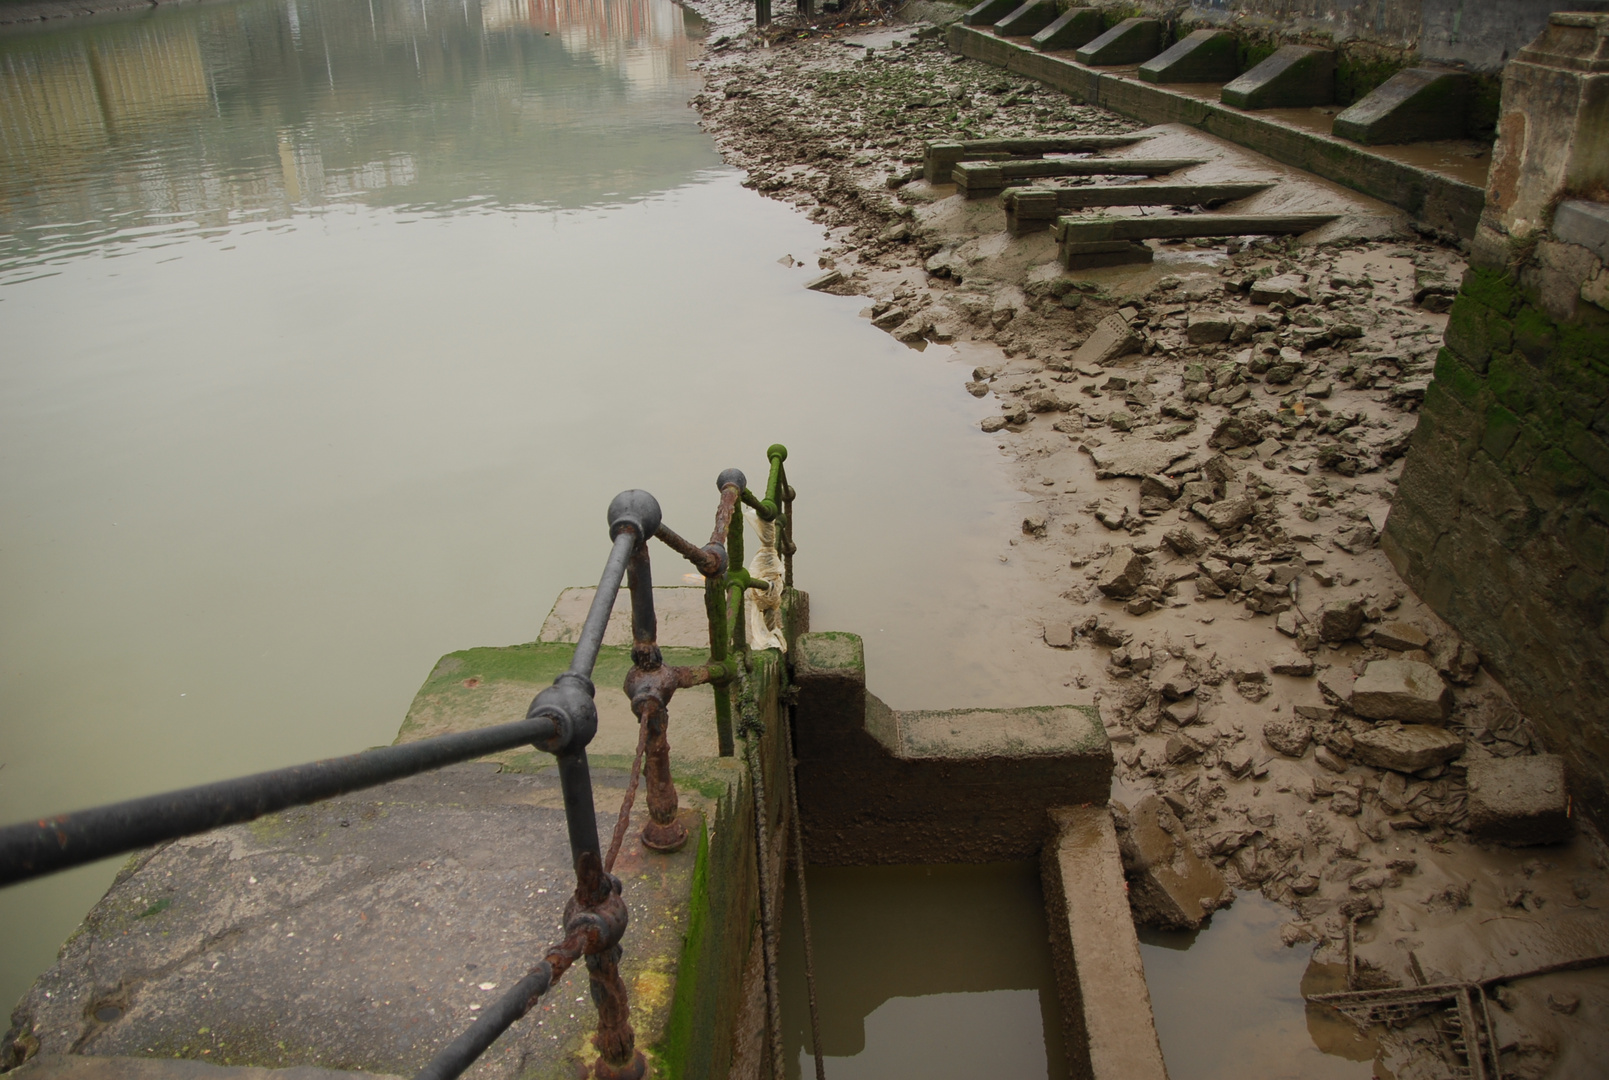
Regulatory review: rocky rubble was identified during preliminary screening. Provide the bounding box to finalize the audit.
[685,7,1609,1075]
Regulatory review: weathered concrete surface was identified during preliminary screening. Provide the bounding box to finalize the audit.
[1221,46,1335,110]
[948,24,1487,238]
[12,1057,397,1080]
[1138,29,1238,86]
[1041,807,1169,1080]
[791,632,1112,864]
[1074,17,1160,67]
[961,0,1015,27]
[3,764,703,1080]
[1466,754,1573,845]
[1333,67,1473,146]
[1113,796,1231,930]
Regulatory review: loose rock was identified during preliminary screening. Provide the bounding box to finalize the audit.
[1351,659,1452,723]
[1466,754,1572,846]
[1351,724,1465,773]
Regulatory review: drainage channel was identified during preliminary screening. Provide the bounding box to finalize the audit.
[778,862,1069,1080]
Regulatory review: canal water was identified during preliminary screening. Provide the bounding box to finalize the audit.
[0,0,1042,1009]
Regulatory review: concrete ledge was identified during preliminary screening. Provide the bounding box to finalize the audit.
[1030,6,1101,52]
[1333,67,1472,146]
[792,632,1112,864]
[1221,45,1335,109]
[947,24,1486,238]
[991,0,1056,38]
[1138,28,1238,85]
[1074,17,1160,67]
[1041,807,1169,1080]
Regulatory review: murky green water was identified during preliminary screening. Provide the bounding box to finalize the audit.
[779,863,1068,1080]
[0,0,1042,1009]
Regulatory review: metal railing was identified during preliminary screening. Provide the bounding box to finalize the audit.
[0,447,801,1080]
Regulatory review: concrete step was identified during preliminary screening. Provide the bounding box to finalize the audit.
[922,134,1152,183]
[1138,28,1238,85]
[1055,211,1339,243]
[1029,6,1100,52]
[1073,17,1160,66]
[955,156,1204,197]
[1221,45,1335,109]
[1002,181,1274,234]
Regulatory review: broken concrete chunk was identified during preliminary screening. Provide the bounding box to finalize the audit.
[1165,733,1205,764]
[1162,525,1202,557]
[1351,724,1464,773]
[1263,718,1312,757]
[1466,754,1572,846]
[1097,546,1148,598]
[1317,599,1365,642]
[1072,314,1141,367]
[1115,796,1232,930]
[1043,623,1074,648]
[1186,311,1233,344]
[1086,438,1193,479]
[1192,496,1256,532]
[1351,659,1452,723]
[1151,659,1197,700]
[1371,620,1431,652]
[1270,652,1315,676]
[1248,273,1308,306]
[805,269,845,291]
[1314,745,1350,773]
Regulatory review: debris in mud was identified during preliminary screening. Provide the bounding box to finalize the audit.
[683,8,1609,1076]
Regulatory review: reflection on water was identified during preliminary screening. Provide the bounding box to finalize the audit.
[0,0,714,281]
[779,864,1068,1080]
[1138,891,1375,1080]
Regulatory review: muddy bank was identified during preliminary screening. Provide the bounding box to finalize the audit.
[685,4,1609,1076]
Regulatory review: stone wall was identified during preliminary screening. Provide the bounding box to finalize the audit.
[1084,0,1609,75]
[1383,12,1609,824]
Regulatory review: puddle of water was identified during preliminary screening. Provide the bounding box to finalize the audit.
[0,0,1058,1009]
[778,863,1069,1080]
[1139,891,1376,1080]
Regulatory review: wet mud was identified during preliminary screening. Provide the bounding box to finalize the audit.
[682,2,1609,1076]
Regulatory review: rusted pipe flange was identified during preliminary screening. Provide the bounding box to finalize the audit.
[640,815,689,853]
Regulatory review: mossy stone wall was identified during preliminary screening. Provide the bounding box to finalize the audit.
[1384,258,1609,824]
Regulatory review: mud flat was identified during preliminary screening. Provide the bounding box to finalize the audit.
[684,2,1609,1075]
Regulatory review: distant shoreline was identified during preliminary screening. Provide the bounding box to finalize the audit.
[0,0,215,29]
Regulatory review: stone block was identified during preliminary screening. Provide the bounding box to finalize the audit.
[1115,796,1232,931]
[1317,598,1365,642]
[1138,29,1239,85]
[1466,754,1573,845]
[1074,17,1162,66]
[1097,545,1148,598]
[1263,717,1312,757]
[992,0,1057,37]
[1555,200,1609,264]
[1057,213,1335,244]
[1372,620,1432,652]
[961,0,1016,27]
[1187,311,1233,343]
[1332,68,1472,146]
[1221,46,1336,110]
[1351,659,1454,722]
[1062,239,1154,270]
[1351,724,1466,773]
[1248,273,1309,305]
[1073,314,1142,366]
[1031,6,1102,52]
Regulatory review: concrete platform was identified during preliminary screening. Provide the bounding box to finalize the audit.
[13,1057,397,1080]
[5,764,704,1080]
